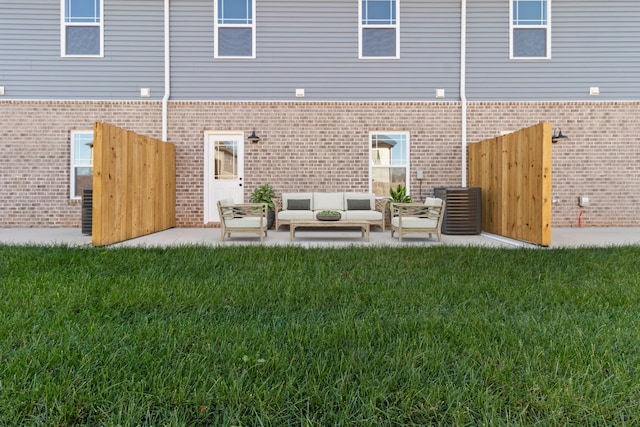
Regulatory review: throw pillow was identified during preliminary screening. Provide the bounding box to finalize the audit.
[347,199,371,210]
[287,199,311,210]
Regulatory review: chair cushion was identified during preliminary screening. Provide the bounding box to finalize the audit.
[225,217,264,228]
[391,217,438,229]
[219,198,235,207]
[424,197,443,206]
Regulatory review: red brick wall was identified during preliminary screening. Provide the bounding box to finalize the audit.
[168,102,462,226]
[2,100,638,228]
[467,102,640,227]
[0,101,162,227]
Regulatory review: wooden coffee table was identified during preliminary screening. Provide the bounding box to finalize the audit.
[289,220,370,242]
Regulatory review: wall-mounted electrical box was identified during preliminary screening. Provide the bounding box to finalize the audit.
[578,196,590,207]
[416,169,424,179]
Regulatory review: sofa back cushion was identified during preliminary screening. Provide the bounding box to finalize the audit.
[287,199,311,210]
[313,192,345,211]
[346,199,372,210]
[344,192,375,210]
[283,193,313,210]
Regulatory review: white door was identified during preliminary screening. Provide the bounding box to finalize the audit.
[204,132,245,223]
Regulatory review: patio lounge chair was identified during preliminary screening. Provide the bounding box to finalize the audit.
[390,197,446,242]
[217,199,268,242]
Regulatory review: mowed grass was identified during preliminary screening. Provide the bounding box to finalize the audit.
[1,245,640,426]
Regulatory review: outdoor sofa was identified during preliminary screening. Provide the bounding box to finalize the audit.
[273,192,387,231]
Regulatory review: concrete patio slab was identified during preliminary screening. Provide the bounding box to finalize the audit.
[1,227,639,248]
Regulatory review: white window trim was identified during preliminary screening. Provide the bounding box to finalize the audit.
[70,130,94,200]
[358,0,400,60]
[368,131,410,196]
[214,0,257,59]
[509,0,551,60]
[60,0,104,58]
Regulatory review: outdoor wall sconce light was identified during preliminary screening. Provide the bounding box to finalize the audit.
[85,141,94,163]
[247,129,261,144]
[552,129,568,143]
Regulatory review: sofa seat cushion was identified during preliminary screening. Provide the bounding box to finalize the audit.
[313,192,345,211]
[391,217,438,229]
[282,193,314,210]
[225,217,265,228]
[343,210,383,221]
[278,210,315,221]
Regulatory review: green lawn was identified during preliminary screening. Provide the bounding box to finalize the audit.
[1,245,640,426]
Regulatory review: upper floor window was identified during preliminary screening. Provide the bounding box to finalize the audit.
[61,0,103,57]
[215,0,256,58]
[370,132,409,197]
[511,0,550,59]
[70,131,93,199]
[359,0,399,59]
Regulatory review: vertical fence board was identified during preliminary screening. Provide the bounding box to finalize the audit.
[467,122,552,246]
[540,124,553,246]
[125,130,134,240]
[131,132,143,237]
[92,122,176,246]
[113,127,125,241]
[92,123,104,241]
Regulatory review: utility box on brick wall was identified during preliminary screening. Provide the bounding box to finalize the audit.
[434,187,481,235]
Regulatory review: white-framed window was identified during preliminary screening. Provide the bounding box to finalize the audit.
[70,131,93,199]
[61,0,103,57]
[359,0,399,59]
[510,0,551,59]
[370,132,409,197]
[214,0,256,58]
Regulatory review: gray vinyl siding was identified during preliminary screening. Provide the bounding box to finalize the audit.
[170,0,461,101]
[0,0,164,100]
[466,0,640,101]
[3,0,638,102]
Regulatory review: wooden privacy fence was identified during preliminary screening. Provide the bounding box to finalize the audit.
[468,122,552,246]
[92,122,176,246]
